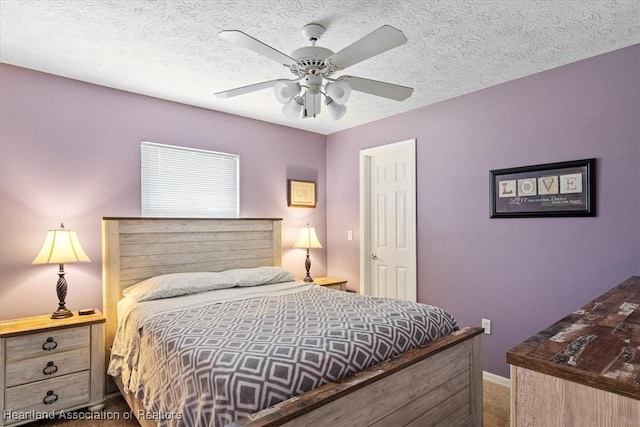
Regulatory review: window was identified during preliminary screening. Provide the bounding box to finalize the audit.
[141,141,239,217]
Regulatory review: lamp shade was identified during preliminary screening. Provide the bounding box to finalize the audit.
[32,226,91,264]
[325,98,347,120]
[293,225,323,249]
[274,81,301,104]
[326,80,351,105]
[282,97,303,119]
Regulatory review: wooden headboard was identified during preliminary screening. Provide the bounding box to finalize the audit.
[101,217,282,377]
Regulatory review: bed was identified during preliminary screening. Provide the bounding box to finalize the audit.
[102,217,483,426]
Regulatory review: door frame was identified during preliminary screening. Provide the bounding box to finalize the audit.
[359,139,417,300]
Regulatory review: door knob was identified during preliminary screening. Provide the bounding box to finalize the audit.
[371,253,378,260]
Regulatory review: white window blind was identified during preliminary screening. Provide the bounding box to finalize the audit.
[141,141,239,217]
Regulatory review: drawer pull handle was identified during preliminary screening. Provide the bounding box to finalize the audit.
[43,390,58,405]
[42,337,58,351]
[43,361,58,375]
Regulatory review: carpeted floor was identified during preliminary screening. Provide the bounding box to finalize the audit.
[29,378,510,426]
[483,377,511,427]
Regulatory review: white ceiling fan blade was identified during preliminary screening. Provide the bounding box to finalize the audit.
[215,79,283,98]
[325,25,407,71]
[341,76,414,101]
[218,30,299,67]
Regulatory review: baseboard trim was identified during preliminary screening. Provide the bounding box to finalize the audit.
[483,370,511,388]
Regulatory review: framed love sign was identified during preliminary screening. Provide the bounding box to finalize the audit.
[490,158,595,218]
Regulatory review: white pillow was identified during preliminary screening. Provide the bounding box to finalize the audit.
[123,272,236,302]
[223,266,295,287]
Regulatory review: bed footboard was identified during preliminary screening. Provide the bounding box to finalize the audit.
[232,326,483,427]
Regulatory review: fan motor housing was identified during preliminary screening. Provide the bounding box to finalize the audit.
[290,46,334,77]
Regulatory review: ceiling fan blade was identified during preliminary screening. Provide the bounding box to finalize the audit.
[215,79,283,98]
[325,25,407,71]
[341,76,414,101]
[219,30,299,67]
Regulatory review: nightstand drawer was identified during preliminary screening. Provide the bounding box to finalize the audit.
[313,277,347,291]
[322,283,345,290]
[5,326,89,361]
[5,347,90,387]
[4,371,90,414]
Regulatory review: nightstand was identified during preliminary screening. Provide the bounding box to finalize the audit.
[0,311,106,426]
[313,277,347,291]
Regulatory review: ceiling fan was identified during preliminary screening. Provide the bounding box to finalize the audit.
[215,23,414,120]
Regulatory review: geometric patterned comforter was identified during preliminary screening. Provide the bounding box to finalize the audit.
[112,285,457,426]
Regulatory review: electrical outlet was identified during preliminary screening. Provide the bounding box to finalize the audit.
[482,318,492,335]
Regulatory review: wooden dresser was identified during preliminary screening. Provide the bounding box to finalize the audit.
[0,311,106,426]
[507,276,640,427]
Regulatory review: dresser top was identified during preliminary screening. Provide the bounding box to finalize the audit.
[507,276,640,400]
[0,310,105,337]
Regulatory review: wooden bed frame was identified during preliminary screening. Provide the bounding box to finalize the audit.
[102,217,483,426]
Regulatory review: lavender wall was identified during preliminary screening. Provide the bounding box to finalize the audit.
[326,45,640,377]
[0,64,327,321]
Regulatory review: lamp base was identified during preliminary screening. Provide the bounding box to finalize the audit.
[303,250,314,282]
[51,308,73,319]
[51,264,73,319]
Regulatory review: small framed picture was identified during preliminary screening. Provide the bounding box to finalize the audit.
[288,180,316,208]
[490,158,595,218]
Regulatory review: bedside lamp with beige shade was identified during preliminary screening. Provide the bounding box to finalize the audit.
[293,224,322,282]
[32,223,91,319]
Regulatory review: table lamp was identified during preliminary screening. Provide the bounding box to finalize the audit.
[32,223,91,319]
[293,224,322,282]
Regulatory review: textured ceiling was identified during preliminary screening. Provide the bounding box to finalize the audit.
[1,1,639,135]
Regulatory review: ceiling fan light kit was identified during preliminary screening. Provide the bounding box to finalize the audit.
[325,97,347,120]
[274,80,301,104]
[215,22,414,120]
[282,96,304,119]
[326,80,351,105]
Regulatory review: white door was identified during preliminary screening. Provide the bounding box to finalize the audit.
[359,139,417,301]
